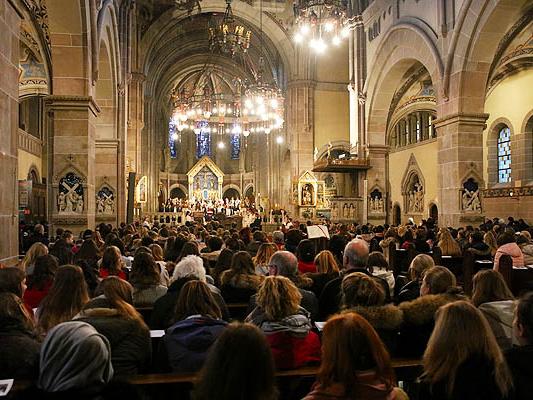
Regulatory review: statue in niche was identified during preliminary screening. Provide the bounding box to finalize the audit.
[331,202,338,220]
[96,187,115,215]
[349,203,356,219]
[462,178,481,212]
[406,177,424,213]
[414,183,424,212]
[343,203,349,218]
[369,189,385,213]
[58,173,84,214]
[301,183,314,206]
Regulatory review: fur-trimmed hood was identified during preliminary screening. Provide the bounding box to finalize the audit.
[345,304,403,330]
[220,271,263,289]
[399,293,465,326]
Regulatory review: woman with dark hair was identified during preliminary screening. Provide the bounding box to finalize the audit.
[494,231,525,271]
[246,276,320,369]
[328,234,348,268]
[220,251,264,302]
[419,301,513,400]
[342,272,402,355]
[100,245,127,280]
[37,265,89,335]
[367,251,395,293]
[0,292,40,379]
[75,277,151,376]
[472,269,515,350]
[400,229,415,250]
[193,322,277,400]
[239,227,253,246]
[158,280,227,373]
[297,239,318,274]
[49,238,74,266]
[23,255,59,310]
[0,267,27,298]
[213,247,234,285]
[303,312,407,400]
[177,240,200,262]
[75,259,99,297]
[130,252,167,306]
[73,239,101,270]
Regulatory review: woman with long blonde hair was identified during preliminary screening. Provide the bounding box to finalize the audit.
[306,250,340,298]
[484,231,498,257]
[437,228,462,257]
[20,242,48,275]
[419,300,513,399]
[246,276,320,369]
[253,243,277,276]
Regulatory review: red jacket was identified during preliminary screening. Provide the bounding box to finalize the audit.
[23,280,53,310]
[298,260,317,274]
[99,268,127,281]
[266,331,321,369]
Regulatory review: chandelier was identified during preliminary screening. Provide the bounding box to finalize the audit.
[208,0,252,57]
[292,0,353,53]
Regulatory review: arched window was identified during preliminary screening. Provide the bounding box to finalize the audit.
[497,126,511,183]
[390,110,435,150]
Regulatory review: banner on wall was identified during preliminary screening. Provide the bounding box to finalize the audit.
[18,180,32,208]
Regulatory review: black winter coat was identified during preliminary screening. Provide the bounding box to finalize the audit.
[505,345,533,400]
[0,318,40,379]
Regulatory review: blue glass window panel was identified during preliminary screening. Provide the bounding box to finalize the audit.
[230,133,240,160]
[497,127,511,183]
[169,119,177,159]
[196,121,211,158]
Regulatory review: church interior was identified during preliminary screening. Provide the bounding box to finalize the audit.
[2,1,533,398]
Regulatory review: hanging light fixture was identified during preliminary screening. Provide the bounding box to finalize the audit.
[242,0,284,134]
[208,0,252,57]
[293,0,355,53]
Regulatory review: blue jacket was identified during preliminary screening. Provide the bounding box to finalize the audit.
[161,316,227,373]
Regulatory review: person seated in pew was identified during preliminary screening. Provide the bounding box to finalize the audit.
[319,239,390,320]
[494,231,525,272]
[465,231,491,257]
[297,239,318,274]
[367,251,395,294]
[306,250,341,299]
[246,276,321,369]
[220,251,264,303]
[397,254,435,303]
[302,312,408,400]
[436,228,462,257]
[253,243,277,276]
[472,269,516,350]
[341,272,403,356]
[419,301,513,400]
[516,232,533,266]
[157,280,227,373]
[74,277,151,377]
[151,255,229,329]
[129,252,167,307]
[193,322,277,400]
[398,266,466,357]
[248,250,318,320]
[0,292,40,380]
[505,292,533,400]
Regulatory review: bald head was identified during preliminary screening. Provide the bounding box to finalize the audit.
[269,250,298,278]
[343,239,369,269]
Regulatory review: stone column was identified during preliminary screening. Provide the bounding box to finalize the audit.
[434,113,488,226]
[127,72,145,175]
[0,2,20,263]
[45,96,100,232]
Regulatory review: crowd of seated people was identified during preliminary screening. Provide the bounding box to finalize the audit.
[1,216,533,399]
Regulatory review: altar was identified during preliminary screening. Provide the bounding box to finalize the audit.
[187,156,224,202]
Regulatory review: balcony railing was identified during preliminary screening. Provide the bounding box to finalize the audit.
[18,129,42,157]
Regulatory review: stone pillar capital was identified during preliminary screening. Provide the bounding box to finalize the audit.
[44,95,101,117]
[433,112,490,129]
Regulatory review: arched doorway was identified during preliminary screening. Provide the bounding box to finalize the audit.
[223,188,240,200]
[429,203,438,222]
[170,187,186,199]
[392,204,401,226]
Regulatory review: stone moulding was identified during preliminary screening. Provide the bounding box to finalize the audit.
[483,186,533,198]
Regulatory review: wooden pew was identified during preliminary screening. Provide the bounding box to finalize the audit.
[498,254,533,296]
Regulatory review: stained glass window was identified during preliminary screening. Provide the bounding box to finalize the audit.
[498,126,511,183]
[169,119,177,159]
[196,121,211,158]
[230,133,240,160]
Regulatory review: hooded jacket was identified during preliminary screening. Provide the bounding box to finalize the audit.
[343,304,403,356]
[478,300,516,351]
[0,317,40,379]
[398,291,465,357]
[494,243,525,271]
[158,316,227,373]
[74,297,151,377]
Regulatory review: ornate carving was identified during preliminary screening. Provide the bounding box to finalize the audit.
[22,0,51,54]
[461,178,481,213]
[96,186,115,215]
[57,172,85,215]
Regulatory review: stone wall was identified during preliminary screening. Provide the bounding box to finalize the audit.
[0,0,20,263]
